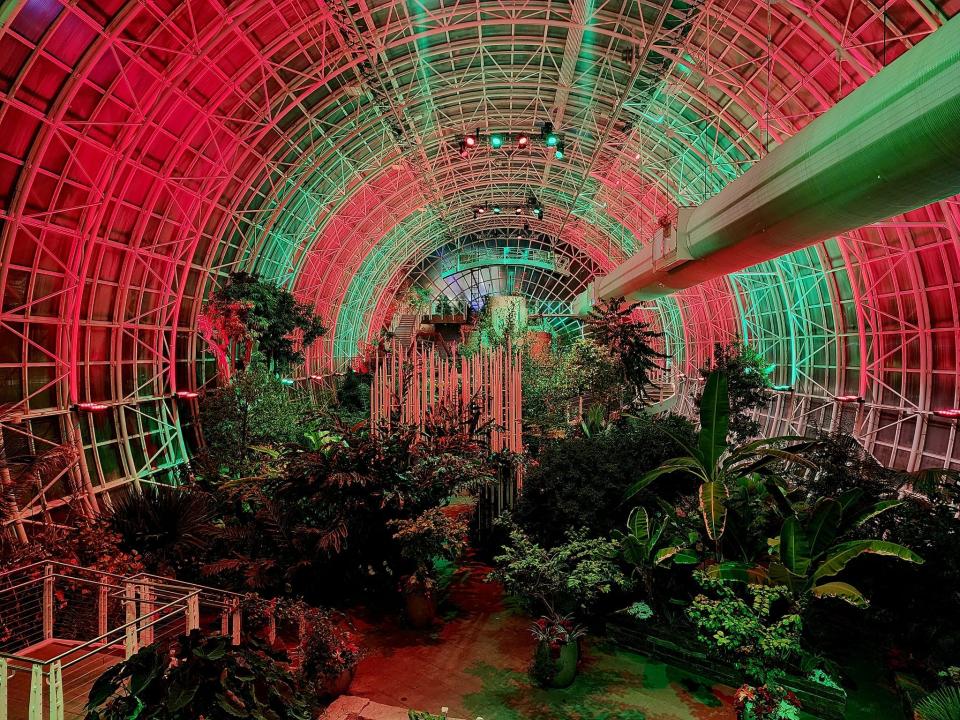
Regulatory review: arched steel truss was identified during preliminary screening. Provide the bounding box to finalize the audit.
[0,0,958,520]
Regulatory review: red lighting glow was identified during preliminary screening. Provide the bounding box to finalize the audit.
[176,391,200,399]
[834,395,862,403]
[464,135,476,147]
[76,402,109,411]
[517,133,529,147]
[933,409,960,419]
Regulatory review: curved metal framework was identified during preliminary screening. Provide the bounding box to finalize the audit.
[0,0,958,518]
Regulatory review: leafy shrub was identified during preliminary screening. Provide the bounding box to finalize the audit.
[686,570,804,683]
[490,526,632,618]
[515,413,696,547]
[197,364,311,478]
[84,632,313,720]
[390,507,468,587]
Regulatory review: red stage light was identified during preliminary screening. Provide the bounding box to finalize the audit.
[176,390,199,399]
[933,408,960,419]
[517,133,529,147]
[834,394,862,403]
[76,402,109,411]
[464,135,476,147]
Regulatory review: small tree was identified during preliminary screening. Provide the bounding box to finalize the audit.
[198,364,310,477]
[697,341,771,442]
[199,272,326,379]
[585,297,664,403]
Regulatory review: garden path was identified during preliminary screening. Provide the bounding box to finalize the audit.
[348,558,736,720]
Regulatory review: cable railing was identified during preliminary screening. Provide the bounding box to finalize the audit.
[0,562,243,720]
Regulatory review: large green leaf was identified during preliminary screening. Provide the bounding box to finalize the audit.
[624,457,704,499]
[806,499,842,557]
[811,581,869,608]
[852,499,901,527]
[779,516,811,575]
[698,372,730,473]
[699,480,728,541]
[653,546,683,565]
[812,540,924,584]
[706,561,767,583]
[627,506,651,544]
[672,549,700,565]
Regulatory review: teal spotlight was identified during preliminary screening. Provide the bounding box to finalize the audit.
[490,133,504,149]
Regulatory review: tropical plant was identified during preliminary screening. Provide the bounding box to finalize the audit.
[489,526,632,618]
[710,489,925,607]
[617,506,698,598]
[696,340,772,443]
[585,296,665,401]
[916,686,960,720]
[627,371,812,545]
[764,495,923,607]
[109,486,215,577]
[84,632,313,720]
[203,425,490,600]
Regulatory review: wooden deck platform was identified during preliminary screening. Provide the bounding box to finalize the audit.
[3,639,125,720]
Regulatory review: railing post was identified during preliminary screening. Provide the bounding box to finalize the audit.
[0,657,7,720]
[48,661,63,720]
[28,665,42,720]
[123,583,138,659]
[139,579,154,646]
[97,575,108,638]
[266,602,276,645]
[220,608,229,636]
[231,602,241,646]
[42,564,54,640]
[185,593,199,633]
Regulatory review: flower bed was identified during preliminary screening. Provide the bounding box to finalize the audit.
[607,617,848,720]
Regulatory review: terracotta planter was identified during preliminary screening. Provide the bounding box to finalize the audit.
[404,588,437,628]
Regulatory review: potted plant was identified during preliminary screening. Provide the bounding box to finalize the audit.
[529,614,585,688]
[490,526,632,687]
[299,614,363,697]
[390,507,468,628]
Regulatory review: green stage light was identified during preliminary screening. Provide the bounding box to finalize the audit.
[545,133,559,147]
[492,205,502,214]
[490,134,504,149]
[554,141,565,160]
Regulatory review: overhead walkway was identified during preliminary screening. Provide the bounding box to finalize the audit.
[578,13,960,306]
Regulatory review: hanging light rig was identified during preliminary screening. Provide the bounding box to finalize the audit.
[473,193,545,220]
[457,122,563,159]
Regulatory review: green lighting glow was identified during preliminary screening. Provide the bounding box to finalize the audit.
[490,134,504,149]
[545,133,559,147]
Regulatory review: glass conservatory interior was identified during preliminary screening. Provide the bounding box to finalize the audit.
[1,0,959,719]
